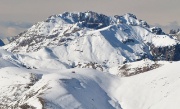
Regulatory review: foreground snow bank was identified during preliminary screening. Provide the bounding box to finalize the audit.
[0,54,179,109]
[0,67,122,109]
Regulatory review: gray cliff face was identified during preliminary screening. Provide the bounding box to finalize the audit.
[150,44,180,61]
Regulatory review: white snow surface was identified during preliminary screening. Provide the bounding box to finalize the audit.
[0,47,180,109]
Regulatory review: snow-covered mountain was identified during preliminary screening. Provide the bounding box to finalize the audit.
[0,11,180,109]
[4,11,179,62]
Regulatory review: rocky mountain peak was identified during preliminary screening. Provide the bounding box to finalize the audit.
[114,13,150,28]
[45,11,111,29]
[45,11,149,29]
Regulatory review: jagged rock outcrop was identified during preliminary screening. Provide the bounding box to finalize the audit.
[150,27,165,35]
[151,44,180,61]
[0,39,5,46]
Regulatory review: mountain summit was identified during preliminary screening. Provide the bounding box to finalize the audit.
[46,11,150,29]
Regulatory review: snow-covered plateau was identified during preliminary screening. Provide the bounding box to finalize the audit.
[0,11,179,109]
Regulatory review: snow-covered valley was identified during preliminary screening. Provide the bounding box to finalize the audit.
[0,11,179,109]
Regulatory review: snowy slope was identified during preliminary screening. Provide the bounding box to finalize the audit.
[0,51,179,109]
[109,59,168,76]
[0,53,123,109]
[0,67,38,108]
[116,61,180,109]
[13,69,122,109]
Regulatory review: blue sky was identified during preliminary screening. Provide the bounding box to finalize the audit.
[0,0,180,38]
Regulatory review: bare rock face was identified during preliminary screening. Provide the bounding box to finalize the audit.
[150,44,180,61]
[150,27,165,35]
[0,39,4,46]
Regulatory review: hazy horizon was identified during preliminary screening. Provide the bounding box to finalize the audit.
[0,0,180,38]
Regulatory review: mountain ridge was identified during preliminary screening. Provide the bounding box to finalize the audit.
[4,11,179,62]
